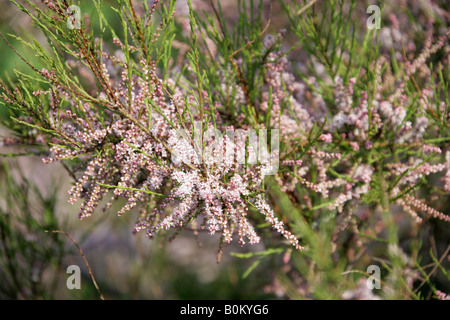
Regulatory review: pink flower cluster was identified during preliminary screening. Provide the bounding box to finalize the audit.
[39,44,303,252]
[4,6,444,255]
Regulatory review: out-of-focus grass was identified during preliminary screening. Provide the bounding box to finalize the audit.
[0,160,66,299]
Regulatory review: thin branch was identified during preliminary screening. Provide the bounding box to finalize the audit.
[48,230,104,300]
[296,0,319,16]
[415,244,450,293]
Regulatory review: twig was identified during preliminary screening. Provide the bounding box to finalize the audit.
[128,0,149,58]
[296,0,319,16]
[48,230,104,300]
[415,243,450,293]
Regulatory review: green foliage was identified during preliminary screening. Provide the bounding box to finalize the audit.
[0,161,66,299]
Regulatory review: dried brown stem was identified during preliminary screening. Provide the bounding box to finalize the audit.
[49,230,105,300]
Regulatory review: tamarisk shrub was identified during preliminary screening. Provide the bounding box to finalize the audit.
[0,0,449,298]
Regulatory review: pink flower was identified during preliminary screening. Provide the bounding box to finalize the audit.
[319,133,333,143]
[349,141,359,151]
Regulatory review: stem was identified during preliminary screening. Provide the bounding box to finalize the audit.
[49,230,104,300]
